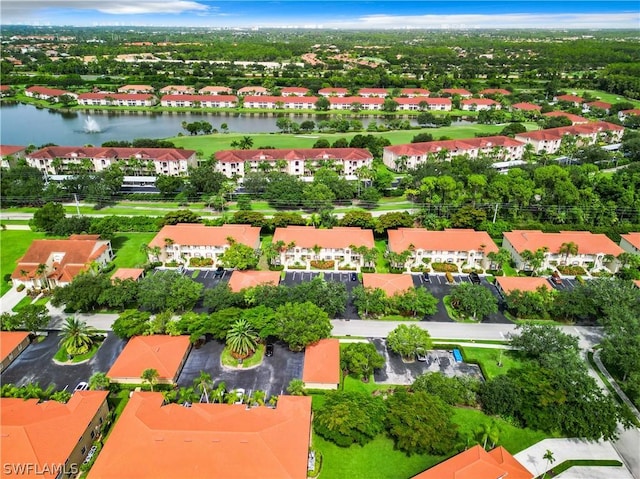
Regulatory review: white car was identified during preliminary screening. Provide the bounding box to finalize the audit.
[74,382,89,391]
[234,388,246,404]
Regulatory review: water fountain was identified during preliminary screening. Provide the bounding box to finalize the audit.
[83,115,101,133]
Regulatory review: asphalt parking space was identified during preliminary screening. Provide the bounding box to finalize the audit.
[371,338,484,385]
[1,332,126,390]
[281,271,320,286]
[185,269,231,289]
[412,274,454,322]
[323,271,360,320]
[177,339,304,399]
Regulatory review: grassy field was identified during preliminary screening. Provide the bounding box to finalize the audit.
[111,233,157,269]
[169,123,538,158]
[459,346,524,380]
[0,230,48,296]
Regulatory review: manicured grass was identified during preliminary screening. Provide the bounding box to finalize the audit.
[221,344,265,368]
[580,89,640,107]
[53,339,103,363]
[110,233,157,269]
[502,263,518,277]
[11,296,34,312]
[539,459,622,478]
[459,346,524,380]
[342,375,388,395]
[0,230,48,296]
[374,239,389,273]
[443,295,476,323]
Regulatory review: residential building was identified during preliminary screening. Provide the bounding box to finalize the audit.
[0,331,31,373]
[357,87,388,98]
[0,144,27,168]
[620,233,640,254]
[543,111,590,125]
[400,88,430,97]
[148,223,261,265]
[328,96,384,111]
[110,268,144,283]
[25,146,197,176]
[158,85,195,95]
[107,335,191,385]
[198,86,232,95]
[441,88,472,98]
[460,98,501,111]
[88,393,312,479]
[554,94,584,107]
[1,391,109,479]
[514,122,624,154]
[388,228,498,271]
[362,273,414,296]
[479,88,511,96]
[272,226,375,271]
[618,109,640,121]
[302,338,340,390]
[383,136,525,170]
[395,97,452,111]
[227,270,281,292]
[214,147,373,179]
[25,86,77,101]
[584,100,611,113]
[117,84,154,94]
[12,235,113,289]
[281,86,310,97]
[237,86,269,96]
[412,445,532,479]
[495,276,552,297]
[243,95,318,110]
[511,102,542,113]
[318,87,348,97]
[0,84,13,96]
[503,230,623,273]
[77,93,156,107]
[160,94,237,108]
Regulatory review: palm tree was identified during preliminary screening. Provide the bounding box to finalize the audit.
[141,368,160,392]
[286,378,306,396]
[193,371,213,403]
[212,382,227,403]
[35,263,48,289]
[541,449,556,479]
[312,244,322,260]
[476,421,500,450]
[226,319,258,359]
[89,372,110,390]
[558,241,578,264]
[59,316,100,357]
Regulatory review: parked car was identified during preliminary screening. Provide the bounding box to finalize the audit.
[74,382,89,391]
[350,272,358,282]
[469,272,481,284]
[550,271,563,285]
[265,343,274,357]
[234,388,246,404]
[213,266,225,278]
[422,272,430,283]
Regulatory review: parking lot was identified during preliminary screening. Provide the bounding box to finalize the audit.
[176,339,304,399]
[370,338,484,385]
[1,332,126,390]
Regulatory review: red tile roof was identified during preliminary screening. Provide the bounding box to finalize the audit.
[243,95,318,105]
[0,145,26,156]
[621,109,640,116]
[118,84,154,91]
[511,102,542,112]
[159,85,194,92]
[400,88,430,96]
[228,270,280,293]
[413,445,532,479]
[441,88,472,96]
[621,232,640,249]
[634,280,640,289]
[272,226,374,249]
[318,87,348,95]
[87,392,312,479]
[0,331,30,365]
[0,85,11,91]
[1,391,109,479]
[395,97,451,107]
[461,98,499,107]
[556,94,584,103]
[543,111,590,124]
[28,146,195,162]
[149,224,261,249]
[586,101,611,110]
[328,96,385,106]
[495,276,551,294]
[12,237,110,283]
[199,86,232,94]
[385,136,524,157]
[362,273,414,296]
[281,87,310,94]
[302,338,340,385]
[237,86,269,94]
[78,92,154,101]
[504,230,624,256]
[161,94,237,103]
[215,147,372,163]
[25,86,72,97]
[111,268,144,282]
[480,88,511,96]
[388,228,498,254]
[107,335,191,382]
[358,88,388,95]
[515,121,623,142]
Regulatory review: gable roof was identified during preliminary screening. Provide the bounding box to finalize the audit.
[1,391,108,479]
[87,392,312,479]
[302,338,340,385]
[388,228,499,254]
[620,232,640,249]
[215,147,372,164]
[413,444,532,479]
[511,102,541,112]
[28,146,195,162]
[556,94,583,103]
[586,101,611,110]
[461,98,499,106]
[148,224,261,249]
[25,86,73,97]
[543,111,590,124]
[228,270,281,293]
[495,276,551,294]
[107,335,191,381]
[480,88,511,96]
[272,226,374,249]
[400,88,430,96]
[318,87,348,95]
[515,121,623,142]
[0,145,26,156]
[362,273,414,296]
[441,88,472,96]
[503,230,624,256]
[111,268,144,282]
[161,94,237,103]
[0,331,30,364]
[384,136,524,157]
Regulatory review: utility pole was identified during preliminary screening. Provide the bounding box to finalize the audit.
[73,193,80,216]
[492,203,499,223]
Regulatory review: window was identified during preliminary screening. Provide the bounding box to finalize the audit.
[81,446,86,455]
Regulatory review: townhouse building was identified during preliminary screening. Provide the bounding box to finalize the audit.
[328,96,384,110]
[0,145,26,168]
[117,84,154,94]
[460,98,501,111]
[159,85,195,95]
[237,86,269,96]
[318,87,348,97]
[280,86,310,97]
[198,86,232,95]
[357,88,388,98]
[160,94,238,108]
[25,86,77,101]
[514,121,624,154]
[400,88,430,97]
[440,88,472,98]
[620,233,640,255]
[511,102,542,114]
[618,109,640,121]
[554,94,584,107]
[77,93,156,107]
[479,88,511,97]
[243,95,318,110]
[543,111,590,125]
[395,97,452,111]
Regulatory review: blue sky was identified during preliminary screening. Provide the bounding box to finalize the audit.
[2,1,639,28]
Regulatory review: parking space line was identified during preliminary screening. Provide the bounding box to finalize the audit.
[203,270,209,278]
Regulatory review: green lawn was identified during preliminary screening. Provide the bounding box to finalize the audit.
[459,346,524,380]
[374,239,389,273]
[258,235,273,270]
[0,230,48,296]
[111,233,158,269]
[11,295,34,312]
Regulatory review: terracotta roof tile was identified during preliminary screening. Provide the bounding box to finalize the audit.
[87,393,312,479]
[28,146,195,162]
[543,111,590,124]
[620,232,640,249]
[362,273,414,296]
[461,98,499,106]
[302,339,340,385]
[0,145,26,156]
[495,276,552,294]
[110,268,144,282]
[272,226,374,249]
[161,94,237,102]
[215,147,371,164]
[504,230,624,256]
[384,136,523,157]
[480,88,511,96]
[511,102,541,112]
[148,224,261,249]
[388,228,498,254]
[0,331,30,364]
[328,96,384,105]
[228,270,281,293]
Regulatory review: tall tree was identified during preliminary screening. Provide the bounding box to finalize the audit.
[141,368,160,392]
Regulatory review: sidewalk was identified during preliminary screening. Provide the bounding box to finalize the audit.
[0,286,28,313]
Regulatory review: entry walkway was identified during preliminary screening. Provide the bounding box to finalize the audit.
[0,286,27,313]
[514,438,632,478]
